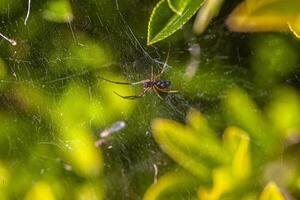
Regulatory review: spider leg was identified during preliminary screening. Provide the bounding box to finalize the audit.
[98,75,148,86]
[97,75,132,85]
[155,51,170,79]
[151,65,154,81]
[163,90,179,93]
[153,88,163,100]
[154,86,179,94]
[113,88,149,100]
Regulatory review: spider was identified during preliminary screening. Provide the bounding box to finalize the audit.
[98,55,178,100]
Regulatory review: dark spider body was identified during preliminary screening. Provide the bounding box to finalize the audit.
[143,80,171,90]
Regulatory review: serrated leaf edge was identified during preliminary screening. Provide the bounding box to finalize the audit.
[148,0,204,45]
[167,0,183,15]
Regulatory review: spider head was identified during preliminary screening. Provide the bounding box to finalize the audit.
[143,81,153,88]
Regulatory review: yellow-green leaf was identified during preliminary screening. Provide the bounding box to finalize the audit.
[167,0,190,15]
[223,88,278,153]
[193,0,224,34]
[43,0,73,23]
[226,0,300,38]
[143,171,199,200]
[224,127,251,179]
[267,87,300,137]
[198,167,233,200]
[25,182,56,200]
[152,118,226,178]
[147,0,204,45]
[259,182,285,200]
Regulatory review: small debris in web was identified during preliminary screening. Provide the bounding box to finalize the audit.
[100,121,126,138]
[95,139,106,147]
[185,43,201,79]
[24,0,31,25]
[64,164,72,171]
[153,163,158,184]
[0,32,17,46]
[95,121,126,147]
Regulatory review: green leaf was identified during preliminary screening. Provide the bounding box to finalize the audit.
[267,87,300,137]
[151,118,226,179]
[226,0,300,38]
[167,0,190,15]
[223,88,279,154]
[147,0,204,45]
[259,182,285,200]
[193,0,225,34]
[43,0,73,23]
[143,171,199,200]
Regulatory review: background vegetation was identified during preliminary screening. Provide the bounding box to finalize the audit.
[0,0,300,199]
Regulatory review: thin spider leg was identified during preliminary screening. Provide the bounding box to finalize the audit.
[98,75,132,85]
[155,51,170,79]
[113,88,149,100]
[98,75,147,85]
[151,65,154,81]
[153,88,163,100]
[153,86,179,93]
[163,90,179,93]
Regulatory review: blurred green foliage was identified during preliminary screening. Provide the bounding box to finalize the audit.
[0,0,300,199]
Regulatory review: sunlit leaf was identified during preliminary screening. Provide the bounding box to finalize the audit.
[193,0,224,34]
[167,0,190,15]
[267,87,300,137]
[226,0,300,38]
[198,167,233,200]
[76,181,104,200]
[186,108,216,137]
[199,127,252,200]
[288,16,300,38]
[43,0,73,23]
[223,88,280,155]
[61,127,103,177]
[147,0,204,45]
[143,171,199,200]
[186,109,220,149]
[259,182,285,200]
[25,182,56,200]
[0,162,9,189]
[224,127,251,179]
[152,118,227,178]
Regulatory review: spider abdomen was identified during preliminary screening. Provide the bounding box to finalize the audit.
[154,80,171,89]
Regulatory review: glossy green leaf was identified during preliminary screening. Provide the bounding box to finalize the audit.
[167,0,190,15]
[143,171,199,200]
[147,0,204,45]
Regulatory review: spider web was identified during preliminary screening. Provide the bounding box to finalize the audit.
[0,0,252,199]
